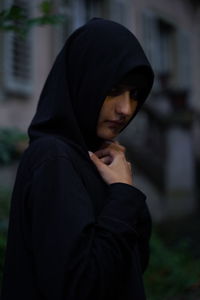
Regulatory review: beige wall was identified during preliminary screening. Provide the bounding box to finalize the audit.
[0,0,199,220]
[0,0,56,131]
[0,0,199,129]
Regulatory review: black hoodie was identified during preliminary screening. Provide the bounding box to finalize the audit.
[1,18,154,300]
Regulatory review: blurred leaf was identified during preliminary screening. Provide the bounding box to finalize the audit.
[144,231,200,299]
[27,15,65,27]
[7,5,26,20]
[0,2,65,35]
[0,186,11,222]
[39,0,53,15]
[0,127,28,165]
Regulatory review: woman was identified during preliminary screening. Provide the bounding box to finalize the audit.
[2,18,154,299]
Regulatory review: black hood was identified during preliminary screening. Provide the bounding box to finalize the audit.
[28,18,154,152]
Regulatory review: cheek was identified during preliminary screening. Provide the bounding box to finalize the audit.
[96,102,113,137]
[131,101,138,116]
[98,101,112,122]
[96,106,105,132]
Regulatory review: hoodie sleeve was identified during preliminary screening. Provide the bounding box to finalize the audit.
[29,156,150,300]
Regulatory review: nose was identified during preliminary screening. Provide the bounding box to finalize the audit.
[115,91,134,117]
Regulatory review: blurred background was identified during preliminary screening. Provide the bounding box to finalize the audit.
[0,0,200,299]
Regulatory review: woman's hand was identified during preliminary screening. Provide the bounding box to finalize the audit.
[89,141,133,186]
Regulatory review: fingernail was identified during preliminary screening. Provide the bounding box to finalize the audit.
[88,151,93,157]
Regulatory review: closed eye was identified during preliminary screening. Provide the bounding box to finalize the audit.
[107,86,124,97]
[129,88,139,100]
[107,85,140,101]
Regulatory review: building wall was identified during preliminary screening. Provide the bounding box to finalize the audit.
[0,0,199,219]
[1,0,199,128]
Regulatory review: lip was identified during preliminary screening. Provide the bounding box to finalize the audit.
[107,120,126,125]
[106,120,126,128]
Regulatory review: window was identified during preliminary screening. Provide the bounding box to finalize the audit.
[109,0,126,24]
[176,29,191,89]
[58,0,106,47]
[57,0,86,48]
[3,0,33,96]
[142,10,190,90]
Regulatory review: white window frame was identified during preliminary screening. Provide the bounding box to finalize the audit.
[176,29,191,89]
[3,0,33,96]
[54,0,87,53]
[57,0,106,52]
[142,9,191,91]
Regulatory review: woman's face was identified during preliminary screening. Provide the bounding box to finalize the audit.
[97,88,138,140]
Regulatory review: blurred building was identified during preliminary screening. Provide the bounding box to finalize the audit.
[0,0,200,221]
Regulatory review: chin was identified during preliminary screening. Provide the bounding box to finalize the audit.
[97,131,118,140]
[97,126,120,140]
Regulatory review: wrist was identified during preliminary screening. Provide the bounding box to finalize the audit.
[109,178,133,186]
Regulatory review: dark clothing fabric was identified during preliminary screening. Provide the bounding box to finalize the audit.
[2,136,151,300]
[1,18,154,299]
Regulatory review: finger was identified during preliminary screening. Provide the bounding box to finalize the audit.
[100,156,113,165]
[113,140,120,145]
[111,141,126,152]
[127,162,132,170]
[101,141,126,153]
[89,152,109,171]
[94,147,117,158]
[99,140,115,150]
[102,140,114,146]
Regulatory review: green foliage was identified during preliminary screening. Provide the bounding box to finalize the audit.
[0,1,65,36]
[0,127,28,165]
[0,231,7,283]
[0,5,26,33]
[0,186,11,222]
[39,0,54,15]
[0,186,11,283]
[144,232,200,299]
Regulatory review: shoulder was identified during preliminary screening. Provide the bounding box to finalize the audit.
[28,136,72,158]
[29,136,70,155]
[19,136,77,176]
